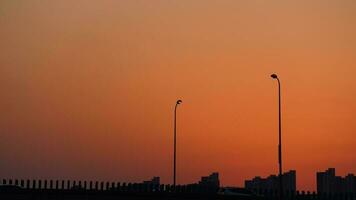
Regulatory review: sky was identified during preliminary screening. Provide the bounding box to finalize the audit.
[0,0,355,191]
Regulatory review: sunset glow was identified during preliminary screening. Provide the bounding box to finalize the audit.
[0,1,355,192]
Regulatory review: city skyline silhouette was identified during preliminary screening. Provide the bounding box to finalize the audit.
[1,0,355,193]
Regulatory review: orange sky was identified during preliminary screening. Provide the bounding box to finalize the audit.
[0,0,355,191]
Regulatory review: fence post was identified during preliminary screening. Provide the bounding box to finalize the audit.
[100,182,104,191]
[116,182,121,191]
[177,185,181,193]
[122,182,127,192]
[111,182,115,190]
[127,182,131,192]
[167,184,172,192]
[182,185,187,193]
[95,181,98,190]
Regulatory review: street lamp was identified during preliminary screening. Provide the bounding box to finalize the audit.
[271,74,283,200]
[173,99,182,188]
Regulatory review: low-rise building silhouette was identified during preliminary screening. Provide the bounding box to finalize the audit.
[184,172,220,193]
[245,170,296,192]
[317,168,356,195]
[142,177,160,187]
[199,172,220,188]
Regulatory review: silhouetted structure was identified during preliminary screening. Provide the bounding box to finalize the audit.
[143,177,160,185]
[245,170,296,193]
[0,173,225,200]
[173,99,182,187]
[270,73,284,200]
[199,172,220,189]
[182,172,220,194]
[317,168,356,195]
[1,173,356,200]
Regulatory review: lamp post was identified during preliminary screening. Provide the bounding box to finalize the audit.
[271,74,283,200]
[173,99,182,188]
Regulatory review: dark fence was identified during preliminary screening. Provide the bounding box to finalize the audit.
[0,179,355,200]
[0,178,217,194]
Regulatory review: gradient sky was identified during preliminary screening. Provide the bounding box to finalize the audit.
[0,0,355,191]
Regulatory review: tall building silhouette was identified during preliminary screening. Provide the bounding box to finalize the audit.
[245,170,296,192]
[317,168,356,195]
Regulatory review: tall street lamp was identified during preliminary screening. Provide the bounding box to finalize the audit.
[271,74,283,200]
[173,99,182,188]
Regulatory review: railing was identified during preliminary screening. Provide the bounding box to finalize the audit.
[0,178,217,194]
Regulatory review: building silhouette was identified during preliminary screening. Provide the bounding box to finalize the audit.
[142,177,160,187]
[317,168,356,195]
[199,172,220,188]
[182,172,220,193]
[245,170,296,192]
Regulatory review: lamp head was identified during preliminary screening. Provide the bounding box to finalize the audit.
[271,74,278,79]
[176,100,182,104]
